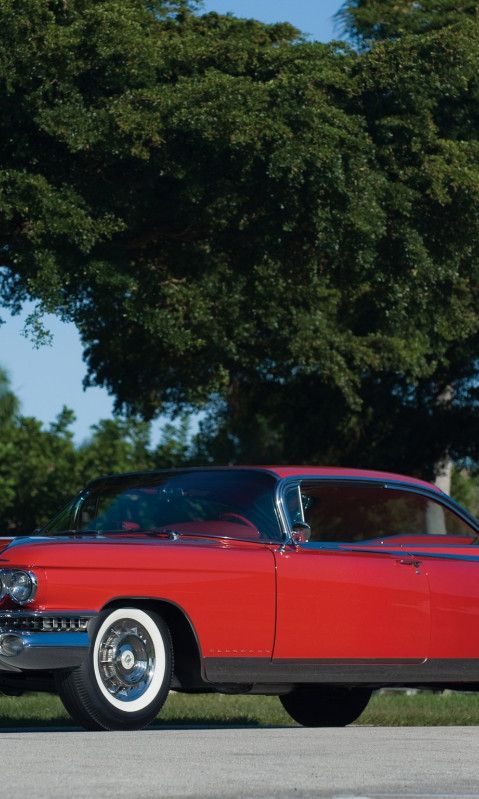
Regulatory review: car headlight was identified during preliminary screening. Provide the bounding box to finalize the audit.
[0,569,37,604]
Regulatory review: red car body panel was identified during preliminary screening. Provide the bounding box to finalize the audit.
[273,547,430,660]
[10,537,277,659]
[426,558,479,658]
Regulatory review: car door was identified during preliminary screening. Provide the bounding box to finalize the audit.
[273,480,431,664]
[423,555,479,662]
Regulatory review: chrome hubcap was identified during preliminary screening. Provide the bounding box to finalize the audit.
[98,619,155,702]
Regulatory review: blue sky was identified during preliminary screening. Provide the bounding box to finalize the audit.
[200,0,343,40]
[1,0,344,444]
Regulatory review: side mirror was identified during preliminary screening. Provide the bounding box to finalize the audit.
[291,521,311,543]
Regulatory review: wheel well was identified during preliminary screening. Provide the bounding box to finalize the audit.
[102,598,205,690]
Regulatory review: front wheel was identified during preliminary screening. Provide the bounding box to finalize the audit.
[56,607,173,731]
[280,685,372,727]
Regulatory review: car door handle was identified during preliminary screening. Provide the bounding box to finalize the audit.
[397,558,422,568]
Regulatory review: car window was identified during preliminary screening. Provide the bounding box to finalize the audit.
[296,482,478,543]
[76,470,283,541]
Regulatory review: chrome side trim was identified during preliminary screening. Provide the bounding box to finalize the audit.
[203,656,479,685]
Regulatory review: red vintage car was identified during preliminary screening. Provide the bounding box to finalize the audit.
[0,465,479,730]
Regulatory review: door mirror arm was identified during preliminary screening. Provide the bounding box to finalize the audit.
[282,521,311,549]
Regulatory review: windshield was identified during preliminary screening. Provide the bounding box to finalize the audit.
[41,469,283,542]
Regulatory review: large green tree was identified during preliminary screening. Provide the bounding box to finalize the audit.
[1,0,382,415]
[2,0,479,476]
[321,0,479,476]
[196,9,479,475]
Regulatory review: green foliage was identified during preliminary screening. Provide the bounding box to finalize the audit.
[76,418,154,480]
[0,404,79,532]
[0,367,19,425]
[2,1,479,474]
[0,2,386,412]
[0,371,196,532]
[337,0,479,45]
[451,467,479,517]
[194,15,479,474]
[76,415,195,480]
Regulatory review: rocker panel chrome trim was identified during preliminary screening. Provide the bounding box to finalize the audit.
[203,657,479,684]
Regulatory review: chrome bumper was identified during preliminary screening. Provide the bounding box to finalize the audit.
[0,612,96,672]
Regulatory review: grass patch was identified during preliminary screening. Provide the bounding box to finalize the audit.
[360,690,479,726]
[0,692,73,728]
[1,690,479,728]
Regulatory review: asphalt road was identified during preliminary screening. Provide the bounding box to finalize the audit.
[2,725,479,798]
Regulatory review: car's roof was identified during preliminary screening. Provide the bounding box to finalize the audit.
[261,466,441,492]
[88,465,441,494]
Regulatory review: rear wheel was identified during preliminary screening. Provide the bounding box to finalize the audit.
[56,607,173,731]
[280,685,372,727]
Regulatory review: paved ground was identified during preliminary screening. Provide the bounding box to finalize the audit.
[2,725,479,798]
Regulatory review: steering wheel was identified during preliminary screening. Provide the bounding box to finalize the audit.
[218,512,258,532]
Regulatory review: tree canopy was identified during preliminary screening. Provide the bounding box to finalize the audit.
[2,0,479,477]
[336,0,479,44]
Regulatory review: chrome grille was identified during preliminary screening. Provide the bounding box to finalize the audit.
[0,615,91,632]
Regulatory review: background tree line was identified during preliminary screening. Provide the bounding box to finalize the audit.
[2,0,479,519]
[0,367,197,531]
[1,365,478,532]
